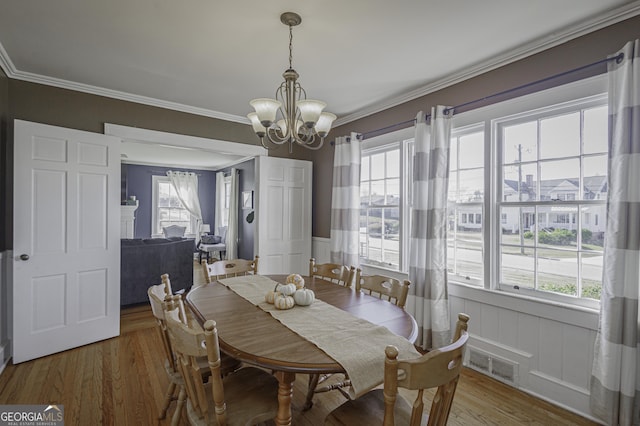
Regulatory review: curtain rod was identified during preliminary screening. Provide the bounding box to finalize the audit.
[332,52,623,144]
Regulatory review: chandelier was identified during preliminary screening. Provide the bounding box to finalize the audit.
[247,12,336,152]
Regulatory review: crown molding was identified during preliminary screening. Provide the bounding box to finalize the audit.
[1,2,639,128]
[0,42,249,125]
[333,1,640,127]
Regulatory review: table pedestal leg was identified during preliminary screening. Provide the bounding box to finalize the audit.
[274,371,295,426]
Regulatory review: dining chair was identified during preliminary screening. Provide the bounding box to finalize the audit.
[354,269,411,309]
[202,255,259,283]
[308,258,355,287]
[164,303,279,426]
[325,313,470,426]
[303,258,356,410]
[148,284,189,424]
[305,270,410,408]
[149,279,241,424]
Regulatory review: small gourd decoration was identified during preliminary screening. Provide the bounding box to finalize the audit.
[275,282,297,296]
[286,273,305,289]
[265,290,277,304]
[274,293,295,310]
[293,288,315,306]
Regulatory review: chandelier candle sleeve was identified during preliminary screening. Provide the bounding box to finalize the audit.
[248,12,336,152]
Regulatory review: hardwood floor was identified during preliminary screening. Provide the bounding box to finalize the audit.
[0,261,599,425]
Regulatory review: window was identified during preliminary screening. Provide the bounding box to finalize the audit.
[359,76,607,307]
[448,127,484,283]
[498,101,607,304]
[152,176,197,236]
[360,146,402,269]
[359,128,414,271]
[221,175,232,227]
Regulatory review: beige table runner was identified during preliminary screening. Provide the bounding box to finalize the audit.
[218,275,421,398]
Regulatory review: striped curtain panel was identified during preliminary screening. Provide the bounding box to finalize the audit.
[590,39,640,426]
[407,107,452,350]
[330,132,361,268]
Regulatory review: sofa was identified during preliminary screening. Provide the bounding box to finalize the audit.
[120,237,194,306]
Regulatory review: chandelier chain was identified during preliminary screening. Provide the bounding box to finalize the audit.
[288,24,293,70]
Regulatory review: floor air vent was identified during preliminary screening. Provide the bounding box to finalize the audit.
[468,348,518,385]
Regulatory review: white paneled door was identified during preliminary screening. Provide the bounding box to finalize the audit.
[12,120,121,363]
[255,156,312,275]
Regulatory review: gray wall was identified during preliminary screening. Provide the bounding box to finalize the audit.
[123,164,217,239]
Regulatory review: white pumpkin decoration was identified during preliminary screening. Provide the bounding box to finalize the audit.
[286,273,305,289]
[293,288,315,306]
[265,290,277,304]
[274,293,295,310]
[275,283,297,296]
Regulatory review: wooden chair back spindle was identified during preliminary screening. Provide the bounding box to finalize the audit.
[355,269,411,308]
[203,255,259,283]
[309,258,355,287]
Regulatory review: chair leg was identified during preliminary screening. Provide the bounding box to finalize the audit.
[303,373,320,411]
[171,386,187,426]
[159,381,177,419]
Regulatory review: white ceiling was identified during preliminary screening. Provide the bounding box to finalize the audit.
[1,0,639,168]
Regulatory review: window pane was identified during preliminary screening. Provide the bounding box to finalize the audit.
[360,182,370,206]
[368,208,383,237]
[458,169,484,202]
[581,255,603,300]
[584,105,608,154]
[361,156,370,181]
[538,249,577,297]
[581,205,605,251]
[381,208,400,267]
[503,163,537,201]
[459,132,484,169]
[386,178,399,204]
[169,193,182,208]
[447,174,458,203]
[386,150,400,178]
[583,155,607,200]
[501,247,535,289]
[449,138,458,171]
[540,112,580,159]
[158,182,171,207]
[543,206,578,249]
[370,153,385,180]
[448,239,483,282]
[539,159,579,200]
[370,181,385,206]
[501,206,535,244]
[503,122,537,164]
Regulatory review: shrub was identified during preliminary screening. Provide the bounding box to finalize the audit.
[524,231,534,239]
[538,228,575,246]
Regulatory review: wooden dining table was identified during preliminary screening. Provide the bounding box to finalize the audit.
[186,274,418,426]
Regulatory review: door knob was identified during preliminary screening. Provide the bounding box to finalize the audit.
[19,254,29,261]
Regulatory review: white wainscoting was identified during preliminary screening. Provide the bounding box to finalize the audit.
[0,250,11,375]
[311,237,331,264]
[311,236,601,422]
